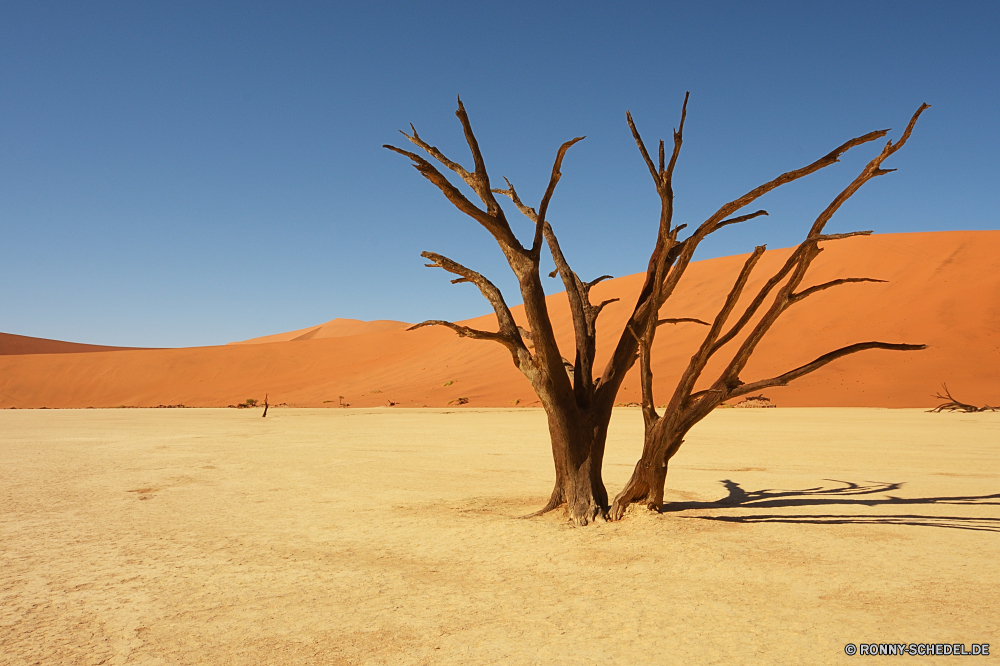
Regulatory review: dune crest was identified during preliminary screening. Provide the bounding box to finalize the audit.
[1,231,997,409]
[229,318,412,345]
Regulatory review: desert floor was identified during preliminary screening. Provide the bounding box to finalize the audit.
[1,408,997,665]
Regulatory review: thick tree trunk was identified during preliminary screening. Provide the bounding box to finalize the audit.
[589,416,610,510]
[536,407,608,525]
[610,424,685,520]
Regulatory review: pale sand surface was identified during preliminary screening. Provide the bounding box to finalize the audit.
[1,408,997,664]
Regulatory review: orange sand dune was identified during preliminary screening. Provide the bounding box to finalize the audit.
[1,230,997,409]
[228,318,410,344]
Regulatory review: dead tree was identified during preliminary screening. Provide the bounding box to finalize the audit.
[928,384,997,413]
[387,97,927,526]
[609,102,929,519]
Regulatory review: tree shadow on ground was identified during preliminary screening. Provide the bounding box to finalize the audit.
[662,479,1000,532]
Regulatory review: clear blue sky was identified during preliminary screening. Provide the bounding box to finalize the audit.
[2,1,997,347]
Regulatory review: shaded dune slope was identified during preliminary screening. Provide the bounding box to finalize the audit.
[1,231,997,408]
[0,333,146,356]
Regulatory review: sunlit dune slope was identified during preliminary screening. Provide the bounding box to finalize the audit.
[1,231,997,408]
[228,318,410,344]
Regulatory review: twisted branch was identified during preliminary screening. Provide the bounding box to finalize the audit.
[417,251,525,352]
[533,136,585,257]
[728,342,927,400]
[790,277,887,304]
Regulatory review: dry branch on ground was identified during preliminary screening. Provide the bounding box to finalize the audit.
[928,384,997,413]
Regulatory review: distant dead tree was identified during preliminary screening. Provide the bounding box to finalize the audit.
[262,393,269,417]
[387,96,928,525]
[928,384,997,413]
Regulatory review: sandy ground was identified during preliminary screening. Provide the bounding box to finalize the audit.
[1,408,997,665]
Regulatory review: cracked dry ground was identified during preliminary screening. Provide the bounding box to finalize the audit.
[1,408,997,665]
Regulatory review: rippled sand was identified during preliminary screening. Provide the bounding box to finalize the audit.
[2,408,997,664]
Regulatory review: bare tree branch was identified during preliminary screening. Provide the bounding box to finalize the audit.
[645,129,890,327]
[694,130,891,243]
[407,319,512,346]
[712,209,769,233]
[663,91,689,185]
[533,136,585,256]
[492,176,537,222]
[385,145,525,255]
[599,103,902,432]
[490,134,585,260]
[892,103,931,157]
[716,106,932,389]
[594,298,620,318]
[626,111,659,184]
[383,144,494,229]
[494,173,615,399]
[455,97,502,216]
[728,342,927,399]
[663,246,767,408]
[517,326,534,348]
[814,230,878,242]
[534,221,594,395]
[620,123,890,375]
[710,231,876,355]
[657,318,710,326]
[399,125,474,185]
[928,384,998,413]
[419,251,524,349]
[790,277,886,304]
[804,104,930,239]
[394,96,931,527]
[686,388,726,403]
